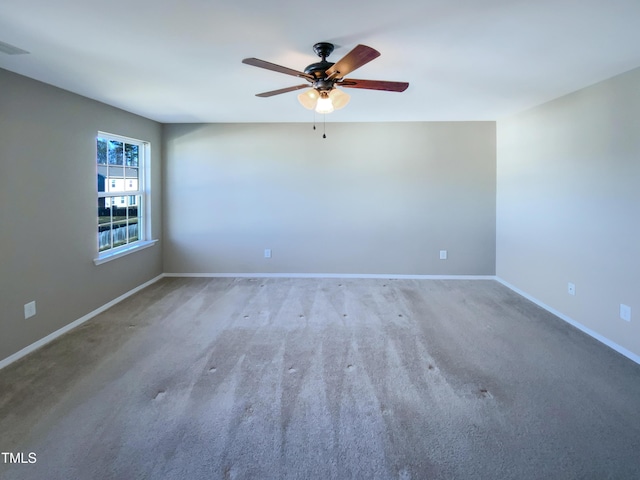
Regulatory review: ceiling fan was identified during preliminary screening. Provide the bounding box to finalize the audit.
[242,42,409,114]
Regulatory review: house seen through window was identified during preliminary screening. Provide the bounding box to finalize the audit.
[97,133,148,254]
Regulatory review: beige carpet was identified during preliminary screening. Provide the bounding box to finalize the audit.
[1,277,640,479]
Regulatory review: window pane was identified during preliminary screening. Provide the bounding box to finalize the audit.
[128,197,139,243]
[108,140,124,165]
[125,167,138,191]
[97,167,106,193]
[98,199,112,251]
[112,223,128,248]
[97,138,108,193]
[97,138,107,165]
[111,200,128,248]
[98,199,110,226]
[99,224,112,251]
[125,143,139,167]
[110,166,124,183]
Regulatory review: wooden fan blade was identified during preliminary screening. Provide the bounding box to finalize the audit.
[242,58,314,80]
[339,79,409,92]
[255,84,310,98]
[324,45,380,79]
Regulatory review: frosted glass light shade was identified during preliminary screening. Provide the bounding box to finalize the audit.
[297,89,320,110]
[297,88,350,114]
[315,93,334,114]
[329,88,350,110]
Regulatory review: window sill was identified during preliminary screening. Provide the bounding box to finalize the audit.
[93,239,159,266]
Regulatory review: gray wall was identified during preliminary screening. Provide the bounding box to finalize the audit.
[496,67,640,357]
[163,122,496,275]
[0,69,163,361]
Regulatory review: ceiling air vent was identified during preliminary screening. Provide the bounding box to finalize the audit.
[0,41,30,55]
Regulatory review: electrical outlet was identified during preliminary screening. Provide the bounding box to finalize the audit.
[567,283,575,296]
[264,248,272,259]
[620,304,631,322]
[24,301,36,319]
[439,250,447,260]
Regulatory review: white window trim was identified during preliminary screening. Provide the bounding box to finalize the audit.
[93,239,158,265]
[94,131,157,265]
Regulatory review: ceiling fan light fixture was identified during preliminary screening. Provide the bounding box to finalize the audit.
[315,92,334,114]
[297,89,319,110]
[329,88,350,110]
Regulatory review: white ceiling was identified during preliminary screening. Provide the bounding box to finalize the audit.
[1,0,640,123]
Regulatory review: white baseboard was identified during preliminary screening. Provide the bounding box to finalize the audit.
[0,274,165,371]
[495,277,640,366]
[164,272,495,280]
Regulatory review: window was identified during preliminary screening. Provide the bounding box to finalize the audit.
[96,132,153,263]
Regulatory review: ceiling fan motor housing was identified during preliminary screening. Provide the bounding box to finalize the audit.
[304,61,334,77]
[304,42,337,91]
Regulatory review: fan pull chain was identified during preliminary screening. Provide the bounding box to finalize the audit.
[311,112,326,138]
